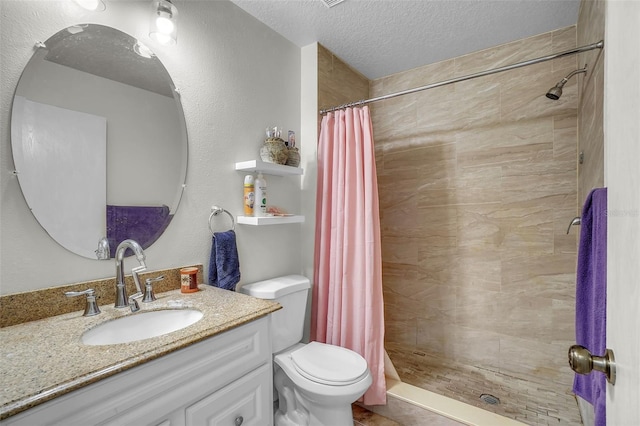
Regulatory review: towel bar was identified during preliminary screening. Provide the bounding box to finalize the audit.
[566,216,581,234]
[208,205,235,236]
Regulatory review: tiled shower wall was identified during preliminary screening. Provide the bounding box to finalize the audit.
[577,0,605,201]
[317,43,369,124]
[370,27,581,389]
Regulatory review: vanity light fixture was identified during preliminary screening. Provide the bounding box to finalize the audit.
[149,0,178,45]
[72,0,106,11]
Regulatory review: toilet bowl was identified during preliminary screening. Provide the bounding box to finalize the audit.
[239,275,372,426]
[273,342,372,426]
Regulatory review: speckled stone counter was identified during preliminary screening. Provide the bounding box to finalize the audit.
[0,285,280,420]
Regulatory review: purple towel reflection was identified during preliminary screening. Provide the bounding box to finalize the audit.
[106,205,172,255]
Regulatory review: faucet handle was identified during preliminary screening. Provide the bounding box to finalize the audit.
[131,264,147,295]
[143,275,164,303]
[65,289,101,317]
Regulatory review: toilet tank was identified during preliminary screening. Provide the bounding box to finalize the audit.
[239,275,310,353]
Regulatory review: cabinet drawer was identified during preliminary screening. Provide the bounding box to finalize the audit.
[186,363,272,426]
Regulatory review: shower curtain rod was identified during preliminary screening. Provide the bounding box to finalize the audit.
[319,40,604,115]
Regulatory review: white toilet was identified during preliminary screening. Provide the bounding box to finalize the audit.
[240,275,372,426]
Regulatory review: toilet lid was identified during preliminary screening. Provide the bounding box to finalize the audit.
[290,342,369,385]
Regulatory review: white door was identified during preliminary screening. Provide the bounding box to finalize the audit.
[604,1,640,424]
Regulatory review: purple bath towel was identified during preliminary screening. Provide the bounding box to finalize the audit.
[208,230,240,291]
[106,205,172,256]
[573,188,607,426]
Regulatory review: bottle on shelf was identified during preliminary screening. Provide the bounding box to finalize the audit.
[243,174,255,216]
[254,172,267,217]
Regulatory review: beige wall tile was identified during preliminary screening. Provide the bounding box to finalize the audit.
[317,43,369,117]
[552,298,576,343]
[456,119,554,169]
[494,294,554,339]
[414,284,457,324]
[417,83,501,133]
[384,319,418,347]
[456,203,504,249]
[370,100,418,142]
[498,335,573,384]
[552,26,578,72]
[382,260,420,283]
[577,0,605,203]
[373,59,456,97]
[448,247,502,292]
[370,27,580,395]
[417,206,459,248]
[382,235,420,265]
[553,114,578,162]
[416,247,459,287]
[554,206,579,254]
[501,253,576,300]
[453,33,552,79]
[454,287,501,328]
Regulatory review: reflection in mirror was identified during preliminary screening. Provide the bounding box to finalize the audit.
[11,24,187,259]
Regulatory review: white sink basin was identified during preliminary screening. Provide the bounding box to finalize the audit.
[82,309,203,346]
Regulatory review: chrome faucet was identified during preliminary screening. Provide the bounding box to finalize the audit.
[95,236,111,260]
[114,239,147,309]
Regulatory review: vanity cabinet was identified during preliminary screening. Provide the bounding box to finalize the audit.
[2,317,273,426]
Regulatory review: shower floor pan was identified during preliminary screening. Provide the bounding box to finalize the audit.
[386,344,582,426]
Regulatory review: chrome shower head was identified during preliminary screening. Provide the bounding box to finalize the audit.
[546,66,588,100]
[546,84,563,100]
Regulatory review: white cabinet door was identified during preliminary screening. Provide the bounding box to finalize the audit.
[186,363,273,426]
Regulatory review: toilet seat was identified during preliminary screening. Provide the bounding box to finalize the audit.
[290,342,369,386]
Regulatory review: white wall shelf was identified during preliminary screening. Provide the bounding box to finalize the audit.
[235,160,303,176]
[235,160,305,225]
[237,215,305,226]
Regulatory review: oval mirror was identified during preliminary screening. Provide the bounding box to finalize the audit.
[11,24,187,259]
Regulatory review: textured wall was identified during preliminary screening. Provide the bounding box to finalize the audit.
[577,0,605,205]
[371,27,579,389]
[0,0,301,294]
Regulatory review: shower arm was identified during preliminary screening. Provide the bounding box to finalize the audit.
[555,67,588,88]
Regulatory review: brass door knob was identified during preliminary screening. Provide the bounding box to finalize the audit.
[568,345,616,385]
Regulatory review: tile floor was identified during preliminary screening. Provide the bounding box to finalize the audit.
[386,344,583,425]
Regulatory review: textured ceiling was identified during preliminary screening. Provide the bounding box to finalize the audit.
[229,0,581,80]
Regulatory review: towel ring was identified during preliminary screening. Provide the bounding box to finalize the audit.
[208,205,235,236]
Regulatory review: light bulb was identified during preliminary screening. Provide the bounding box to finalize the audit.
[156,14,175,34]
[149,0,178,45]
[73,0,105,11]
[153,33,173,45]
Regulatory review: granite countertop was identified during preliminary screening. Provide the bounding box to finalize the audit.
[0,285,280,420]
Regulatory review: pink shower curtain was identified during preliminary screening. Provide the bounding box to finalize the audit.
[312,106,386,405]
